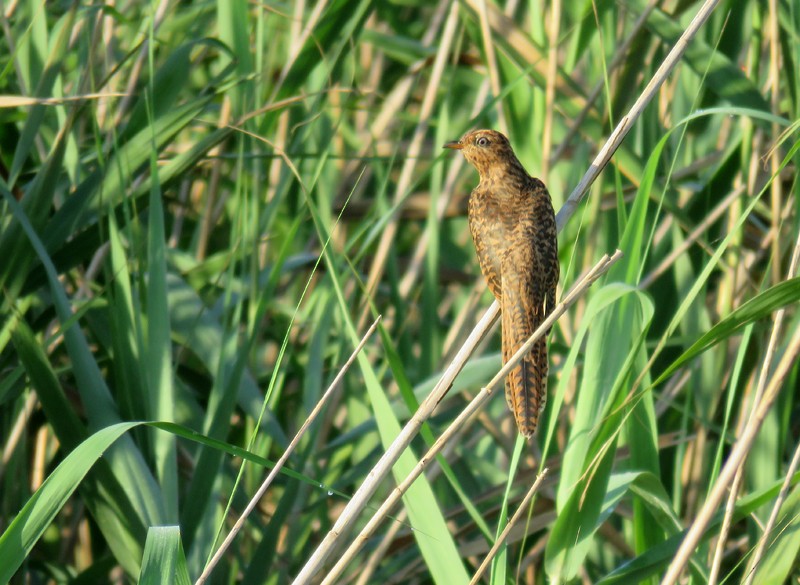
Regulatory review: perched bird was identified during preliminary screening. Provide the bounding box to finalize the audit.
[444,129,559,437]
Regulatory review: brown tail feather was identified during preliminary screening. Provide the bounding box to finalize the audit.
[502,297,547,438]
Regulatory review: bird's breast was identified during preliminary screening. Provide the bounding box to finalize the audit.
[469,188,522,244]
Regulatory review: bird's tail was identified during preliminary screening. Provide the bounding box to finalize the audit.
[502,304,547,438]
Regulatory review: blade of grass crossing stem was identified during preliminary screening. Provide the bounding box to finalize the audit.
[751,483,800,583]
[307,195,470,582]
[307,121,469,583]
[0,422,142,583]
[11,321,146,575]
[653,278,800,386]
[546,285,654,581]
[489,436,525,585]
[332,256,470,582]
[377,322,494,542]
[138,526,191,585]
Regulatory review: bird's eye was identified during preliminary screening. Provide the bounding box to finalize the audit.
[476,136,490,147]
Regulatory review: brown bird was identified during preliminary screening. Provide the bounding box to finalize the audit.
[444,129,559,437]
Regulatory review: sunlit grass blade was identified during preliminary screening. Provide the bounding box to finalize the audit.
[138,526,191,585]
[0,422,141,583]
[654,277,800,386]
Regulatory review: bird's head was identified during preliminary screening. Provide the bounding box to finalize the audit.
[443,129,522,178]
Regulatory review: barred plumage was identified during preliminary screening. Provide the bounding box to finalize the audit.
[445,129,559,437]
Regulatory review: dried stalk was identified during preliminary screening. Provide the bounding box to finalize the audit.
[739,231,800,584]
[292,300,500,584]
[708,199,800,585]
[557,0,723,229]
[195,316,382,585]
[468,468,549,585]
[662,326,800,584]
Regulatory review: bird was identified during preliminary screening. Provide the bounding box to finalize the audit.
[444,129,559,437]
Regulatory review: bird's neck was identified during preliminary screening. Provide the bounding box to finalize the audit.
[478,158,531,195]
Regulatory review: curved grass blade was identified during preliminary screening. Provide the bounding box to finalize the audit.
[653,277,800,386]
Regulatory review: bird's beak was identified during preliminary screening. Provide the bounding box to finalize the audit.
[443,141,463,150]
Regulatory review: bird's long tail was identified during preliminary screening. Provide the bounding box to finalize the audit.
[502,298,547,438]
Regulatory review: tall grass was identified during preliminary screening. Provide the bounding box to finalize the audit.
[1,0,799,583]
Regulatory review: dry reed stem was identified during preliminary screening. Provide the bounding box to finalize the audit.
[1,392,38,485]
[549,0,659,165]
[743,439,800,584]
[112,0,170,129]
[468,468,549,585]
[739,229,800,584]
[707,447,741,584]
[477,0,508,134]
[292,299,501,584]
[557,0,722,230]
[662,328,800,584]
[462,0,579,101]
[196,96,232,260]
[0,93,125,107]
[709,208,800,584]
[319,252,622,584]
[541,0,561,181]
[370,0,450,139]
[195,316,382,585]
[640,186,744,289]
[767,0,782,286]
[272,0,328,96]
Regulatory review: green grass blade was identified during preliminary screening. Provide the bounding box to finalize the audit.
[654,277,800,386]
[0,422,141,583]
[138,526,191,585]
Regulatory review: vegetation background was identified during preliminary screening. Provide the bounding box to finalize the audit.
[1,0,799,583]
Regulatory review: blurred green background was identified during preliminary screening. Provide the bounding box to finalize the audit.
[1,0,799,583]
